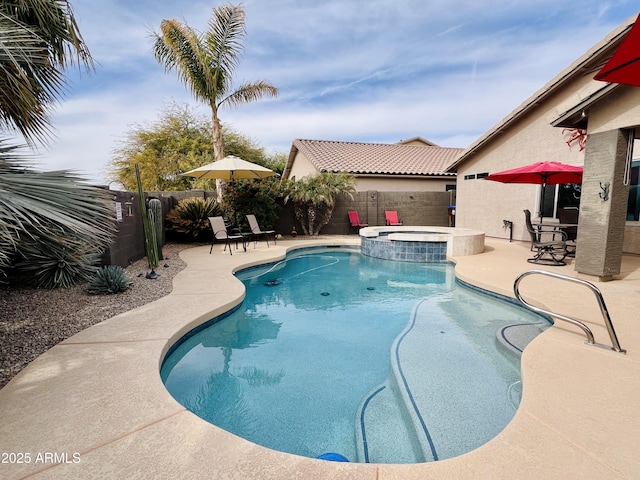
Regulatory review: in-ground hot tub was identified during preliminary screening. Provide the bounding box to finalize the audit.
[359,226,485,262]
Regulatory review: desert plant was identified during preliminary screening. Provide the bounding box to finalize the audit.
[88,265,133,294]
[148,198,164,260]
[282,172,356,235]
[0,141,115,286]
[135,163,159,278]
[12,234,103,289]
[166,197,222,238]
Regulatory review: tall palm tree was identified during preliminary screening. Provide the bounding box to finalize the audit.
[151,3,278,194]
[0,0,92,145]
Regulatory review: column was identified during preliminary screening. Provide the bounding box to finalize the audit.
[575,129,631,280]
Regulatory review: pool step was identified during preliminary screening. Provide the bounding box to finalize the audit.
[356,382,425,464]
[358,293,526,463]
[496,322,549,358]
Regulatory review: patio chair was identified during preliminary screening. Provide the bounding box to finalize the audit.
[385,211,403,226]
[523,209,569,266]
[246,214,276,247]
[209,216,245,255]
[348,211,368,233]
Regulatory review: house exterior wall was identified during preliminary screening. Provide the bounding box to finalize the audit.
[455,74,599,242]
[355,176,454,192]
[455,75,640,255]
[286,152,318,180]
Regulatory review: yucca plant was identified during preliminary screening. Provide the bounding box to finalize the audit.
[12,233,103,289]
[88,265,133,295]
[166,197,222,238]
[0,141,116,287]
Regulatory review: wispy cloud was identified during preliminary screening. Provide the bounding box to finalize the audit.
[30,0,640,183]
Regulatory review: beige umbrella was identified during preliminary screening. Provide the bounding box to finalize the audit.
[182,155,276,181]
[182,155,277,226]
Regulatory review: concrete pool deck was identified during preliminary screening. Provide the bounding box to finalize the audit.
[1,236,639,479]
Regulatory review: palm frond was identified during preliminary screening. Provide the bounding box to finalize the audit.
[220,81,279,109]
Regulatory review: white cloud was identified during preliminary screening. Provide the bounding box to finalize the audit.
[29,0,640,184]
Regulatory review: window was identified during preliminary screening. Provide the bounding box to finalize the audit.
[627,159,640,221]
[541,183,581,219]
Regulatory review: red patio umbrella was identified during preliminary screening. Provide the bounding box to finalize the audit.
[484,161,583,186]
[484,161,583,219]
[594,14,640,87]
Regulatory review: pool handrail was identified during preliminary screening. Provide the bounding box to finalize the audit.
[514,269,626,354]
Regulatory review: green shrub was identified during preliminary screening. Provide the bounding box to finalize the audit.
[166,197,222,238]
[88,265,133,294]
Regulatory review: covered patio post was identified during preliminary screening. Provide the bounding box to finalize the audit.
[575,129,631,280]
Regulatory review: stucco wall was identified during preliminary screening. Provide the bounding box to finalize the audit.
[455,78,589,242]
[355,176,455,192]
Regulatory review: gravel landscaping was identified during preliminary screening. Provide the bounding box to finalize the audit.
[0,242,195,390]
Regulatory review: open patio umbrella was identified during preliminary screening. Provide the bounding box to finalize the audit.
[594,14,640,87]
[484,161,583,219]
[182,155,277,225]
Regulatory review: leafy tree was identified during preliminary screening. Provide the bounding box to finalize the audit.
[110,104,215,191]
[151,3,278,194]
[0,0,92,145]
[283,172,356,236]
[109,103,284,191]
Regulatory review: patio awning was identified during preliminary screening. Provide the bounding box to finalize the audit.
[595,13,640,87]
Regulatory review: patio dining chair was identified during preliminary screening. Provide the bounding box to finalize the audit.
[348,211,368,233]
[385,211,403,226]
[246,214,276,247]
[209,216,245,255]
[523,209,569,266]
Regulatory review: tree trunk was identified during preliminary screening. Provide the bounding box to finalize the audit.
[211,105,225,201]
[307,201,317,235]
[294,201,309,235]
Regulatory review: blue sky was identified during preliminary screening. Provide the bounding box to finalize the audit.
[33,1,640,184]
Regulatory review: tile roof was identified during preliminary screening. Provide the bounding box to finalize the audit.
[286,139,461,178]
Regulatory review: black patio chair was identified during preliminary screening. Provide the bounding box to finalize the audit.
[523,209,569,266]
[209,216,245,255]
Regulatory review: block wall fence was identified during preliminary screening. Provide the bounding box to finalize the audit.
[103,190,453,267]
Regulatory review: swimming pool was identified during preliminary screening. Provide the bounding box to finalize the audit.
[161,247,550,464]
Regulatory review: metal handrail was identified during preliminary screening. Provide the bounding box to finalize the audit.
[514,270,626,353]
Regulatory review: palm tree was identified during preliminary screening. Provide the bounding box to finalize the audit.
[0,0,92,145]
[0,140,114,286]
[0,1,115,288]
[151,3,278,195]
[283,172,357,236]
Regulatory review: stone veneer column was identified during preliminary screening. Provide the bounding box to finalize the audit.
[575,129,631,280]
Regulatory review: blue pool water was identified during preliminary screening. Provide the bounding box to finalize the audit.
[161,247,550,464]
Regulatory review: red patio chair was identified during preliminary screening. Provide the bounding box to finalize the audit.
[385,211,403,226]
[348,211,368,233]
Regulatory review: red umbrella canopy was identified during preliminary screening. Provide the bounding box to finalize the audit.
[484,161,583,186]
[594,14,640,87]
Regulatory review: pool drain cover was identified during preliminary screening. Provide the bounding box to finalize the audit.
[320,291,330,296]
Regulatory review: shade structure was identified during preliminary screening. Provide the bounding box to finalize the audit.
[182,155,277,227]
[484,161,583,221]
[594,14,640,87]
[182,155,277,181]
[484,161,583,186]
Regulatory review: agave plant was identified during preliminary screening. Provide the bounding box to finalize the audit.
[12,233,103,288]
[0,140,116,286]
[166,197,222,238]
[88,265,133,295]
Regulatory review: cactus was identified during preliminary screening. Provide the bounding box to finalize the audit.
[148,198,163,260]
[135,163,159,278]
